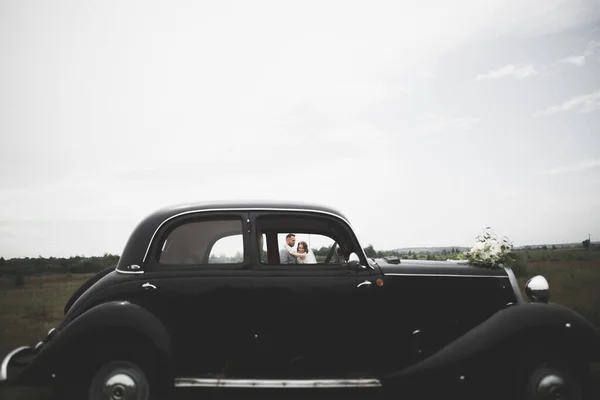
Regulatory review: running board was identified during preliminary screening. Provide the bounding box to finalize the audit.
[174,378,382,388]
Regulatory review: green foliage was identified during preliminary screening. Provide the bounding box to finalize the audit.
[0,254,120,277]
[515,248,600,263]
[363,245,377,258]
[507,253,528,277]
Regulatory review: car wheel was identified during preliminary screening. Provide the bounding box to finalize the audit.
[524,361,587,400]
[53,346,171,400]
[88,360,151,400]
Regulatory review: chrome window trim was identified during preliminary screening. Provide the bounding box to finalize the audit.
[385,273,508,279]
[505,267,524,303]
[142,207,373,269]
[174,377,381,388]
[1,346,32,382]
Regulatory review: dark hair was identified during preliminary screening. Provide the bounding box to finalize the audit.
[297,241,309,253]
[286,233,295,239]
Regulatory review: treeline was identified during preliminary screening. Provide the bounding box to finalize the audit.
[361,245,465,260]
[0,254,120,277]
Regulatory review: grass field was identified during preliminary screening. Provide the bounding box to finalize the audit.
[1,250,599,399]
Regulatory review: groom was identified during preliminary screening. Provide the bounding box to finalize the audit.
[280,233,297,264]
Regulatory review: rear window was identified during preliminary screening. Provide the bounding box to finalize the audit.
[159,218,244,265]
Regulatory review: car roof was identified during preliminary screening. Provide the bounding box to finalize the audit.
[152,200,351,223]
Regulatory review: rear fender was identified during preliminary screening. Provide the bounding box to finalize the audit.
[16,300,172,386]
[382,302,600,384]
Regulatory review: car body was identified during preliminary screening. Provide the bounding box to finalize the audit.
[2,201,600,399]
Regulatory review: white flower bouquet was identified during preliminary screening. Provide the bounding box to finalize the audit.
[466,227,514,269]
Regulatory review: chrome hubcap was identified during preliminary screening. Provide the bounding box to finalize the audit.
[536,373,570,400]
[90,361,149,400]
[103,373,137,400]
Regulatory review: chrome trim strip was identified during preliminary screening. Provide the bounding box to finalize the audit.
[114,267,145,275]
[385,273,508,278]
[0,346,32,382]
[174,377,381,388]
[505,267,524,303]
[142,207,373,269]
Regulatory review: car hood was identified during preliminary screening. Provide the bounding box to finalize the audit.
[371,258,509,277]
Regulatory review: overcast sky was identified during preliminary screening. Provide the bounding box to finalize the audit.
[1,0,599,258]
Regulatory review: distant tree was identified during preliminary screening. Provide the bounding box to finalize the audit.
[542,245,547,250]
[0,257,4,266]
[582,239,591,250]
[363,245,377,258]
[551,245,556,250]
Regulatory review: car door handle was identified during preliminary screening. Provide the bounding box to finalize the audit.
[357,280,372,288]
[141,282,157,290]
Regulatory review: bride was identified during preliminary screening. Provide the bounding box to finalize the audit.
[288,241,317,264]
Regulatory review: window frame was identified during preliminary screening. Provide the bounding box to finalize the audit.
[146,211,251,272]
[249,211,365,271]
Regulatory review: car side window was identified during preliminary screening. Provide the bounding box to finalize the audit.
[159,218,244,266]
[276,233,339,265]
[254,213,358,267]
[208,234,244,264]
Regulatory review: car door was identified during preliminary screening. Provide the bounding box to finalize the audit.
[248,211,382,379]
[136,211,260,377]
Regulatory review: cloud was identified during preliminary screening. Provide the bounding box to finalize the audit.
[476,64,538,81]
[560,55,586,66]
[560,40,600,66]
[421,71,437,80]
[539,158,600,175]
[424,113,480,132]
[536,91,600,116]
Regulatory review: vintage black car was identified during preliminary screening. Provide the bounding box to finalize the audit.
[1,201,600,400]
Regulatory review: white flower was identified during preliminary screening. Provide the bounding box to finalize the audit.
[470,241,485,253]
[466,228,513,269]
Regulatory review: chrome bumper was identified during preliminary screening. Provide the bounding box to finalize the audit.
[0,328,57,384]
[0,346,34,383]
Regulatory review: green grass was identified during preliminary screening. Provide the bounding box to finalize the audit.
[516,248,600,263]
[517,262,600,327]
[0,255,599,399]
[0,274,94,360]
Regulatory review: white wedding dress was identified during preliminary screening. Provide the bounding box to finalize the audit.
[298,250,317,264]
[284,244,317,264]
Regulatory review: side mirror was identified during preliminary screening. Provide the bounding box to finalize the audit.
[525,275,550,303]
[347,252,365,270]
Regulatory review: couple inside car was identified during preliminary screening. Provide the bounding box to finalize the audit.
[279,233,317,264]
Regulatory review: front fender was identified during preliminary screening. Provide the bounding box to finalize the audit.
[382,302,600,384]
[15,300,172,386]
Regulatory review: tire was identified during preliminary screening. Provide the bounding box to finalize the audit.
[52,345,171,400]
[522,360,590,400]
